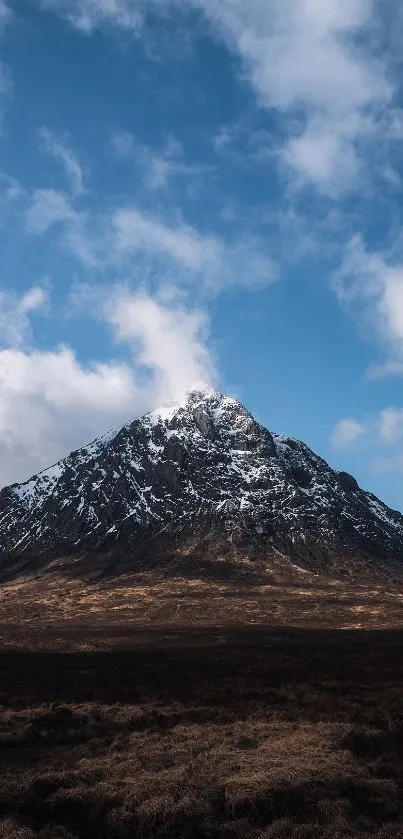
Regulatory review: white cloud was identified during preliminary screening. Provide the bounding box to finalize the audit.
[39,128,85,195]
[282,115,366,197]
[26,188,76,234]
[37,0,144,32]
[331,417,364,449]
[332,408,403,450]
[334,235,403,366]
[198,0,381,112]
[0,288,215,486]
[331,407,403,475]
[0,347,139,485]
[105,288,215,395]
[0,286,48,347]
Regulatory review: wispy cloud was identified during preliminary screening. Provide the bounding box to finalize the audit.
[333,235,403,373]
[85,206,277,291]
[26,188,76,234]
[24,184,277,293]
[112,207,216,270]
[111,132,208,191]
[0,173,26,225]
[331,417,364,450]
[378,408,403,446]
[200,0,395,197]
[331,407,403,477]
[37,0,399,199]
[0,286,49,348]
[37,0,144,33]
[0,0,11,26]
[39,128,85,195]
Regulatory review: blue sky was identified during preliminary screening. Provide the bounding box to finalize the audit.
[1,0,403,511]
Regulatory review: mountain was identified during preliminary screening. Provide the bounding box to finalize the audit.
[0,384,402,581]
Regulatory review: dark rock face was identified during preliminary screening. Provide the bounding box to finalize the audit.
[0,385,402,577]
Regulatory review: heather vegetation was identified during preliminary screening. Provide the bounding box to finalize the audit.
[1,623,403,838]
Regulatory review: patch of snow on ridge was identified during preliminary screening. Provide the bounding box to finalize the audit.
[13,462,64,506]
[147,382,222,425]
[368,498,402,531]
[12,426,119,509]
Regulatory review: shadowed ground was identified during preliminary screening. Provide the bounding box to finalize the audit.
[1,574,403,837]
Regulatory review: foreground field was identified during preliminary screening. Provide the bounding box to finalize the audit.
[1,601,403,838]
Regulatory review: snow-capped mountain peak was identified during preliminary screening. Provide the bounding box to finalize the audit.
[0,387,402,577]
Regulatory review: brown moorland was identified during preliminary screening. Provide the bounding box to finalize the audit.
[1,573,403,838]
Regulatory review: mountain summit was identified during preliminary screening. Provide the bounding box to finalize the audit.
[1,385,402,580]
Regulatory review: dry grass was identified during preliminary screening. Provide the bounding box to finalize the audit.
[0,573,403,652]
[1,611,403,837]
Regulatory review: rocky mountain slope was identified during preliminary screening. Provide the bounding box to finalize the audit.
[0,385,402,579]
